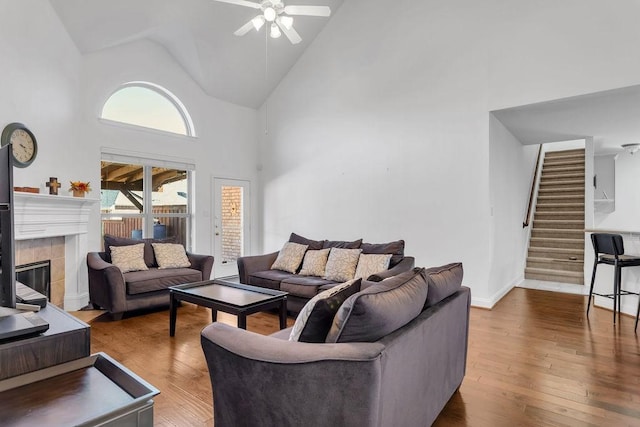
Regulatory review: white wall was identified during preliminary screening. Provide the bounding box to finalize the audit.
[259,0,640,306]
[0,0,84,192]
[259,0,494,305]
[487,115,538,306]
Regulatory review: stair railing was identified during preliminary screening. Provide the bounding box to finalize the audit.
[523,145,543,228]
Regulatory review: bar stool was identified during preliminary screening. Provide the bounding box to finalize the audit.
[587,233,640,325]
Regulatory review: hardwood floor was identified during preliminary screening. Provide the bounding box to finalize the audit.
[84,288,640,426]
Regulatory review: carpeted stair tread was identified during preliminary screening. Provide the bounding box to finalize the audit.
[524,268,585,285]
[530,237,584,249]
[526,258,584,272]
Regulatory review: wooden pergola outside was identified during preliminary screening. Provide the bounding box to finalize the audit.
[101,161,187,212]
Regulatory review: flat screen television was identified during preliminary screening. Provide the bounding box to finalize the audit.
[0,143,15,308]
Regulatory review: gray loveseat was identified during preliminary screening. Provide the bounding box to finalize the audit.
[201,264,470,427]
[238,233,415,313]
[87,235,213,319]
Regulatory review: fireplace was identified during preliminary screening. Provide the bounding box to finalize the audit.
[13,193,98,311]
[16,260,51,301]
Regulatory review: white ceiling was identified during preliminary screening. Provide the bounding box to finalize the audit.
[492,85,640,155]
[49,0,343,108]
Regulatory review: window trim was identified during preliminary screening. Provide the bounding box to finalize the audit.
[100,81,196,137]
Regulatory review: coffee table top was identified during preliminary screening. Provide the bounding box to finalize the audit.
[169,280,287,308]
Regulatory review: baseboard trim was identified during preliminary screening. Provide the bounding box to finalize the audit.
[65,292,89,311]
[471,276,520,309]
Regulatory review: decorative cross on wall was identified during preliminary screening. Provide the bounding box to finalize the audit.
[46,177,61,195]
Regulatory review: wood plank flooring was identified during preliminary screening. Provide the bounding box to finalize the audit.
[84,288,640,426]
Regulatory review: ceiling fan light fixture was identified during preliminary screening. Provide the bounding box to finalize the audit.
[264,7,277,22]
[280,15,293,30]
[622,143,640,155]
[270,23,282,38]
[251,15,265,31]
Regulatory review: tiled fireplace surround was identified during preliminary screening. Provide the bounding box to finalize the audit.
[13,193,98,311]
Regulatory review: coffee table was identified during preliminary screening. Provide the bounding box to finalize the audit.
[169,277,288,336]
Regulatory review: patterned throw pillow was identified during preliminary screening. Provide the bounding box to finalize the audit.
[289,279,362,342]
[299,248,331,277]
[151,243,191,269]
[271,242,309,273]
[110,243,148,273]
[323,248,362,282]
[354,253,392,280]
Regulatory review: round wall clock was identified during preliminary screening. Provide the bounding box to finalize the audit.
[1,122,38,168]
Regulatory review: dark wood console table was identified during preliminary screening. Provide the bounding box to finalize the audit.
[0,304,90,380]
[0,305,159,426]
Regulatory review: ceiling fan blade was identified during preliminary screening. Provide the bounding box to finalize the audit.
[283,5,331,17]
[234,18,256,36]
[212,0,261,9]
[276,18,302,44]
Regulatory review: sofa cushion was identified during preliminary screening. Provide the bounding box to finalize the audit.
[289,279,361,343]
[322,239,363,249]
[125,268,202,295]
[354,253,392,280]
[248,270,295,290]
[323,248,362,282]
[110,243,148,273]
[298,248,330,277]
[104,234,176,267]
[325,267,428,343]
[424,262,463,308]
[361,240,405,267]
[152,243,191,269]
[281,276,336,298]
[289,233,325,250]
[271,242,308,273]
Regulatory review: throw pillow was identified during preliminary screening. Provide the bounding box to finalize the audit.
[104,234,141,263]
[354,253,392,280]
[104,234,177,267]
[109,243,149,273]
[322,239,363,249]
[289,278,362,343]
[424,262,463,308]
[270,242,309,273]
[289,233,325,250]
[151,243,191,269]
[360,240,405,267]
[299,248,331,277]
[325,268,429,343]
[323,248,362,282]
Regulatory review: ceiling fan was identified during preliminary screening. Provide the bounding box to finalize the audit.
[213,0,331,45]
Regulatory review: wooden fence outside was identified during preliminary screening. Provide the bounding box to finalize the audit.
[102,205,188,248]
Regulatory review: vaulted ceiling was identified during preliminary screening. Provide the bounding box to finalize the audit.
[49,0,343,108]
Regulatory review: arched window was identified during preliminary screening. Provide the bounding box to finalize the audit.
[101,82,195,136]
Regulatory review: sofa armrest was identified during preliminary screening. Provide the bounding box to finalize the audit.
[87,252,127,313]
[187,252,214,280]
[367,256,415,282]
[201,323,385,427]
[237,251,279,283]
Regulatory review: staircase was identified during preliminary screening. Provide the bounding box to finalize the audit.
[525,149,585,285]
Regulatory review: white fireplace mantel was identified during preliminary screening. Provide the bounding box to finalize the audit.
[13,193,98,240]
[13,193,99,310]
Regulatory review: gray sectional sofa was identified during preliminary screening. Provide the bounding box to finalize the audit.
[87,235,213,319]
[237,233,415,313]
[201,264,470,427]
